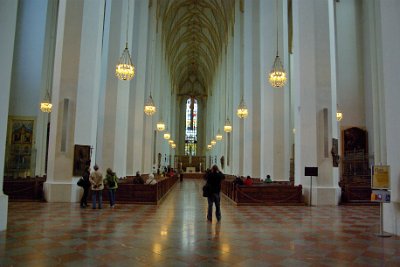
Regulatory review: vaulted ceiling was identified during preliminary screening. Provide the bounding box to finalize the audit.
[157,0,236,98]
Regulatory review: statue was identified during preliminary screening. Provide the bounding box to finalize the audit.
[220,156,225,170]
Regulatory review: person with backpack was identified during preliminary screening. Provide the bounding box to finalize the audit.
[104,168,118,208]
[80,166,91,208]
[205,165,225,222]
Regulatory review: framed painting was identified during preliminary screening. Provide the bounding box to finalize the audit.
[73,145,91,176]
[6,116,35,176]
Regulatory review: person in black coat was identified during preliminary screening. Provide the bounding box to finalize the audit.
[205,165,225,222]
[80,166,91,208]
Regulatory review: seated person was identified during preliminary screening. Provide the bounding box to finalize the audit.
[168,168,175,177]
[244,176,253,186]
[145,173,157,185]
[264,174,272,183]
[132,171,144,184]
[233,176,244,186]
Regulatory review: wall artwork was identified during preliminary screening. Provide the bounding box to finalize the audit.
[6,117,35,176]
[73,145,91,176]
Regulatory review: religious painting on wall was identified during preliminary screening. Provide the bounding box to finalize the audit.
[73,145,91,176]
[6,117,35,176]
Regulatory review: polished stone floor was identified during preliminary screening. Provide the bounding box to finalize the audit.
[1,179,399,266]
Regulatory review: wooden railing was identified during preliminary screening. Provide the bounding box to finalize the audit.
[221,178,304,206]
[3,176,45,201]
[102,175,178,204]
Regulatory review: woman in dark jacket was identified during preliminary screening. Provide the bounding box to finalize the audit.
[80,166,91,208]
[206,165,225,222]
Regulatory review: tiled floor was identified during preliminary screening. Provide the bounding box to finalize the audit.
[1,179,399,266]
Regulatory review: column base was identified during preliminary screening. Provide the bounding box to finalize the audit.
[314,186,341,206]
[44,179,82,202]
[0,193,9,231]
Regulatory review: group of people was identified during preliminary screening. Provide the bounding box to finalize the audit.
[79,165,118,209]
[233,174,273,186]
[132,171,158,185]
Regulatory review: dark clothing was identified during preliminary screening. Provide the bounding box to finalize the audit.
[206,171,225,194]
[206,170,225,221]
[132,176,144,184]
[80,169,90,207]
[233,177,244,186]
[207,193,221,221]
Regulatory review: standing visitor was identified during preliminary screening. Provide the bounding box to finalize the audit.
[205,165,225,222]
[80,166,91,208]
[104,168,118,208]
[89,164,103,209]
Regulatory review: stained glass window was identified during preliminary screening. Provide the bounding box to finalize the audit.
[185,98,197,155]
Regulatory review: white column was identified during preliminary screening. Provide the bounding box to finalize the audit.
[231,0,241,175]
[241,0,253,176]
[292,0,318,205]
[75,0,105,171]
[0,0,18,231]
[45,0,84,202]
[375,0,400,236]
[259,0,277,180]
[128,0,148,174]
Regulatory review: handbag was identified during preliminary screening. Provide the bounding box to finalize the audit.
[77,177,85,187]
[202,183,211,197]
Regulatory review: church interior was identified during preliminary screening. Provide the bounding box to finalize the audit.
[1,0,400,265]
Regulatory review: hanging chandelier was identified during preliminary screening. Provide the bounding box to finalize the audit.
[163,130,171,140]
[156,120,165,131]
[207,144,212,150]
[171,143,176,149]
[224,118,232,132]
[115,1,135,81]
[168,140,174,144]
[40,91,52,113]
[216,129,223,141]
[336,110,343,121]
[268,0,287,88]
[116,44,135,81]
[269,54,287,88]
[237,98,248,119]
[144,93,156,116]
[211,139,216,146]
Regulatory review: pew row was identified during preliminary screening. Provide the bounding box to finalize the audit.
[3,176,45,201]
[101,175,178,205]
[221,178,305,206]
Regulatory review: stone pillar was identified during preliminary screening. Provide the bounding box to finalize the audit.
[0,0,18,231]
[44,0,85,202]
[373,0,400,235]
[292,0,318,204]
[241,0,254,176]
[292,0,341,205]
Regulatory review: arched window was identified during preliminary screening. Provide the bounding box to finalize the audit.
[185,97,197,155]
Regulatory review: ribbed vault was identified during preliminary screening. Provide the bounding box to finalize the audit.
[157,0,235,97]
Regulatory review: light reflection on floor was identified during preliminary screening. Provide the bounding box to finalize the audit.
[1,179,400,266]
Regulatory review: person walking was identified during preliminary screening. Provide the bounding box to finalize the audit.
[205,165,225,222]
[89,164,104,209]
[104,168,118,208]
[80,166,91,208]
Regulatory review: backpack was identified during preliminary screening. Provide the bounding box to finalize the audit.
[108,175,116,188]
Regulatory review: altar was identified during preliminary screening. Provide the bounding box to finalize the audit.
[186,167,196,173]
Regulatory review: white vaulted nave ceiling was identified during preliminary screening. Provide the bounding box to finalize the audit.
[157,0,235,97]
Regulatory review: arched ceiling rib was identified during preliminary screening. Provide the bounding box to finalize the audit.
[158,0,235,97]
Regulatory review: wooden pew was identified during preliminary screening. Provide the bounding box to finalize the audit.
[101,175,178,204]
[3,176,45,201]
[221,178,304,206]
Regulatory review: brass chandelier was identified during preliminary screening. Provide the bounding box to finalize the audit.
[115,0,135,81]
[268,0,287,88]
